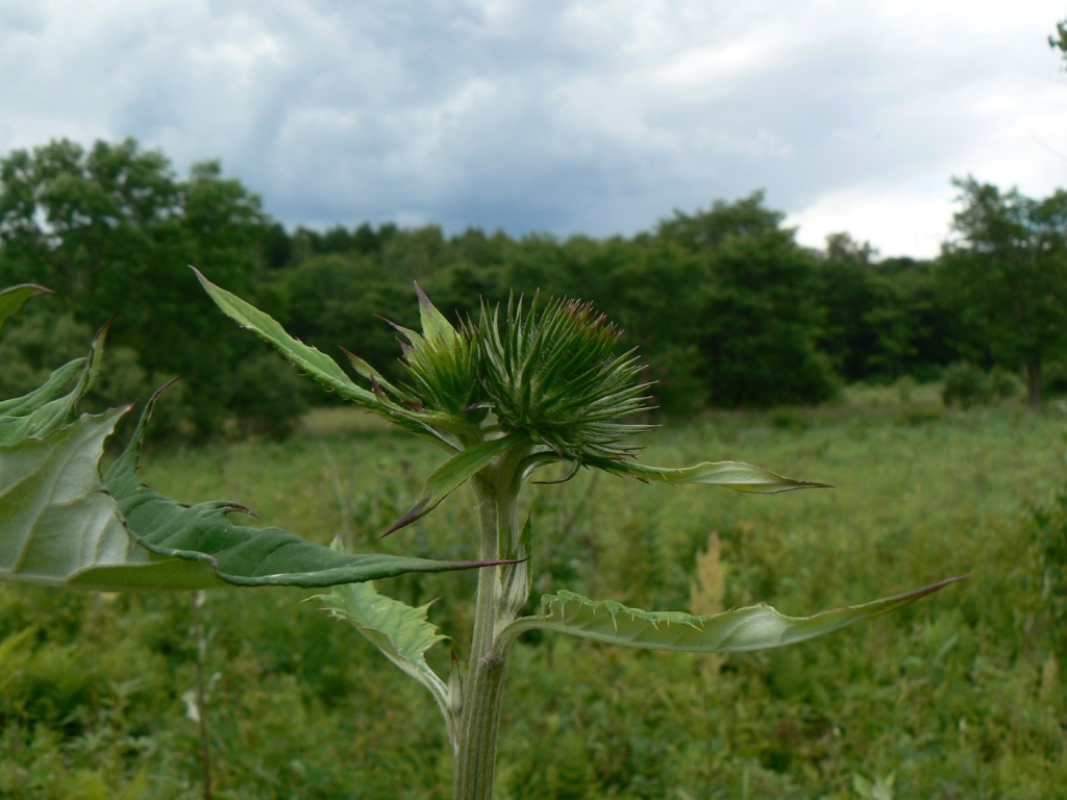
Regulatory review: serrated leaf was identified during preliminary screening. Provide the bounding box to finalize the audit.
[0,284,51,330]
[499,580,966,653]
[194,268,462,447]
[193,267,379,407]
[385,433,525,535]
[0,387,505,591]
[320,580,452,730]
[591,458,830,493]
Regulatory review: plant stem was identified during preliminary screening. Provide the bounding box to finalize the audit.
[192,590,213,800]
[453,449,529,799]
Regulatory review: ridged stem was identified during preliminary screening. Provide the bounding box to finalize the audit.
[452,447,529,800]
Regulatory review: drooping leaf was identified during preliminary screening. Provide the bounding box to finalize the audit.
[99,390,508,588]
[0,385,506,591]
[0,284,51,331]
[0,406,216,590]
[589,457,831,493]
[385,433,525,535]
[320,578,452,730]
[499,580,966,653]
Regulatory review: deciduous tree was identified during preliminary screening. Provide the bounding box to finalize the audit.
[940,177,1067,408]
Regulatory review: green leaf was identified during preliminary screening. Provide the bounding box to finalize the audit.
[195,269,462,447]
[415,281,459,350]
[591,458,831,493]
[499,579,966,653]
[0,406,215,590]
[320,579,452,730]
[0,284,51,331]
[386,433,525,534]
[0,359,86,445]
[192,267,379,407]
[0,387,506,591]
[100,391,506,588]
[0,320,109,445]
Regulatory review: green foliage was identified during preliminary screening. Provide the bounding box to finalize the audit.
[1,401,1052,796]
[0,134,1027,796]
[14,135,1066,429]
[940,177,1067,409]
[941,362,996,408]
[1050,18,1067,65]
[1026,473,1067,660]
[1041,360,1067,398]
[2,270,964,798]
[0,285,501,591]
[661,194,839,407]
[0,138,302,439]
[940,362,1019,408]
[813,236,954,384]
[197,268,913,796]
[228,350,309,440]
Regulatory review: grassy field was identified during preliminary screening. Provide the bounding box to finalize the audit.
[2,388,1065,798]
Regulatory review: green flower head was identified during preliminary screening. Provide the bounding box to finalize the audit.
[475,294,651,460]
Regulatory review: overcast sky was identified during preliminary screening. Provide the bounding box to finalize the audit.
[2,0,1065,258]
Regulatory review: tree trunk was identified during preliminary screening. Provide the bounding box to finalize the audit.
[1026,359,1042,410]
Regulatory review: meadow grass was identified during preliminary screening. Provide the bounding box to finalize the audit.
[1,390,1065,798]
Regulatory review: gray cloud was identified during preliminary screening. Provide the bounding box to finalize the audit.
[1,0,1065,256]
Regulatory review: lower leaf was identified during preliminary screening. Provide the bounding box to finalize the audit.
[320,579,453,734]
[499,579,967,653]
[0,388,505,591]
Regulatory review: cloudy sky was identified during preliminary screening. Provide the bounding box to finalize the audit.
[2,0,1065,258]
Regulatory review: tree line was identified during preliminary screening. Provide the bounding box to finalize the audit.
[1,138,1065,439]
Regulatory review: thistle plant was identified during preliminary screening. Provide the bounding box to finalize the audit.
[0,277,964,798]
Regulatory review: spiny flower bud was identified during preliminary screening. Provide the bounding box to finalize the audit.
[475,295,651,460]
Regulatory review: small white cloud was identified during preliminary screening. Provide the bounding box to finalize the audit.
[788,179,957,259]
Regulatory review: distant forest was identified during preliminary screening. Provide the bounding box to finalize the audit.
[2,138,1066,439]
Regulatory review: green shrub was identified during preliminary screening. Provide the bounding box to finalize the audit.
[989,365,1020,400]
[228,350,309,440]
[941,362,995,408]
[1043,360,1067,398]
[1027,475,1067,660]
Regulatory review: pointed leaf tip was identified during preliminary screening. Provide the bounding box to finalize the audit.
[603,459,831,494]
[414,280,431,307]
[500,576,967,653]
[383,499,430,537]
[191,267,380,409]
[0,283,54,331]
[413,281,457,346]
[383,434,523,536]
